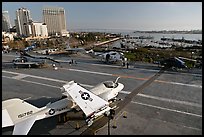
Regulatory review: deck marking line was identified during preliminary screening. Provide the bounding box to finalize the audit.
[132,101,202,118]
[12,74,28,80]
[119,91,201,108]
[2,70,202,89]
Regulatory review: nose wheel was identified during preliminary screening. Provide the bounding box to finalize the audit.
[109,98,122,103]
[86,118,94,127]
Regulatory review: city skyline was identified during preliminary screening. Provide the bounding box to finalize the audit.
[2,2,202,31]
[2,11,12,32]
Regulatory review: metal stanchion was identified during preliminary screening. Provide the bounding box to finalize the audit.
[123,111,127,118]
[112,119,117,128]
[75,122,80,130]
[108,117,110,135]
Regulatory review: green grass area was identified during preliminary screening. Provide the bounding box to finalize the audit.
[124,47,196,64]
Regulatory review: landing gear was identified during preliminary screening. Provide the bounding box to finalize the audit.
[109,98,122,103]
[86,118,94,127]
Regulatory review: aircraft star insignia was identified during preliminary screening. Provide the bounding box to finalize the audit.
[48,109,55,115]
[81,92,90,100]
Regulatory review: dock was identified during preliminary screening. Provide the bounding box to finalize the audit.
[94,37,122,46]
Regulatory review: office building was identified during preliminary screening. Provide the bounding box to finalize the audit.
[15,7,33,36]
[43,6,68,36]
[2,11,11,32]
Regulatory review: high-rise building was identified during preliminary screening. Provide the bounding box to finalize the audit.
[31,22,48,37]
[2,11,11,32]
[15,7,33,36]
[43,6,68,36]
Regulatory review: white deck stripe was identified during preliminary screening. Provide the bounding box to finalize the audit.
[63,68,113,76]
[85,63,123,68]
[2,69,202,89]
[132,101,202,118]
[3,76,60,89]
[3,75,92,89]
[167,81,202,88]
[182,125,202,131]
[119,91,201,108]
[63,69,202,88]
[137,93,202,108]
[2,70,94,88]
[3,70,68,83]
[12,74,28,80]
[3,69,202,89]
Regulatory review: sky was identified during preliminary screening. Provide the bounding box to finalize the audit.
[2,2,202,31]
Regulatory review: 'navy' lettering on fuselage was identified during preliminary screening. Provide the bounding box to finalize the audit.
[47,106,70,115]
[18,111,33,118]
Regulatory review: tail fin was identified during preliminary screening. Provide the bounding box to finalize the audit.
[2,98,39,127]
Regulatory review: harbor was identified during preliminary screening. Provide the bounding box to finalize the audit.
[2,2,202,135]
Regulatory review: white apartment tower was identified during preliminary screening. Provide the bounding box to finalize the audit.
[31,22,48,37]
[2,11,11,32]
[15,7,33,36]
[43,7,68,36]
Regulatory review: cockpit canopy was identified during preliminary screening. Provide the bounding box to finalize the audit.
[103,81,118,88]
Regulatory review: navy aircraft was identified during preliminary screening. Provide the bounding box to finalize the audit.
[12,56,45,68]
[2,97,73,135]
[61,77,124,126]
[12,51,60,68]
[158,57,190,71]
[2,77,124,134]
[65,39,85,54]
[101,51,124,63]
[89,50,124,64]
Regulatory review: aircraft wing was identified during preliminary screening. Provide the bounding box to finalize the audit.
[14,62,39,65]
[13,116,36,135]
[63,81,109,117]
[2,109,14,128]
[175,57,185,64]
[22,51,60,63]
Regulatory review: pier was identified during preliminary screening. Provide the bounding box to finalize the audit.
[94,37,122,46]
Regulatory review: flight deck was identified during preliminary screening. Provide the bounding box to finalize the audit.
[2,52,202,135]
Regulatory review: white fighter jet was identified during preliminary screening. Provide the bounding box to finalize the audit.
[2,77,124,134]
[61,77,124,126]
[2,97,74,135]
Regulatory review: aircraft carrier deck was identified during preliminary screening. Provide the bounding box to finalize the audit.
[2,52,202,135]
